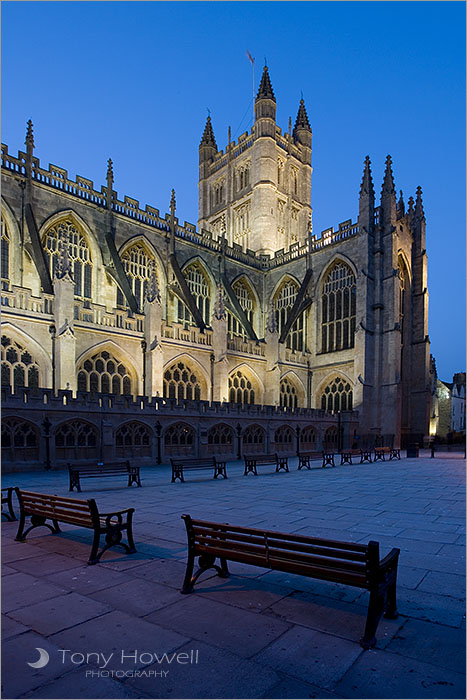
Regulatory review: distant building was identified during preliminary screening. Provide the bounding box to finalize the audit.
[430,360,465,439]
[1,67,431,469]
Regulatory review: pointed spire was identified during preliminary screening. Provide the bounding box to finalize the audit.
[200,116,217,150]
[381,155,396,196]
[256,65,275,101]
[106,158,114,189]
[146,260,160,304]
[25,120,34,151]
[213,285,226,321]
[266,302,278,334]
[407,196,414,214]
[397,189,405,217]
[359,156,375,197]
[294,99,311,132]
[415,185,425,220]
[170,189,176,218]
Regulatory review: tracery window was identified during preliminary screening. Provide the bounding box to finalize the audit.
[207,423,234,454]
[212,180,225,207]
[229,369,255,405]
[1,335,40,392]
[321,262,356,353]
[43,220,92,299]
[277,199,286,238]
[164,422,195,455]
[1,417,40,462]
[274,425,294,450]
[55,420,99,460]
[116,421,152,457]
[227,279,254,339]
[277,159,284,187]
[280,376,298,408]
[236,164,250,191]
[324,426,339,450]
[233,202,250,244]
[300,426,317,450]
[274,279,304,352]
[77,350,132,396]
[117,243,158,311]
[177,262,211,326]
[1,216,10,290]
[242,424,265,453]
[163,361,202,401]
[320,377,353,413]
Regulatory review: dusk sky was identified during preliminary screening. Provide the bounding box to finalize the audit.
[2,1,465,380]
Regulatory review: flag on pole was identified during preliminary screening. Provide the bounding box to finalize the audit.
[246,50,255,65]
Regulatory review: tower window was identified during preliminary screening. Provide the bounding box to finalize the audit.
[321,262,356,353]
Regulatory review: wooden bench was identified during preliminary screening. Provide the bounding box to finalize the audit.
[243,453,288,476]
[68,460,141,492]
[374,447,401,462]
[171,457,227,483]
[14,488,136,565]
[340,449,372,465]
[180,514,400,649]
[1,487,16,521]
[298,451,335,469]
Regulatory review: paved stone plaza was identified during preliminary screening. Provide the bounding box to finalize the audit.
[1,452,465,699]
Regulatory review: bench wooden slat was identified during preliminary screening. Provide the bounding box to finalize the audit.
[193,527,367,562]
[68,461,141,492]
[171,457,227,483]
[191,519,368,552]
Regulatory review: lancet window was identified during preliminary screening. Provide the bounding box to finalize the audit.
[229,369,255,405]
[320,377,353,413]
[274,279,304,352]
[242,424,265,452]
[1,417,40,462]
[164,423,195,454]
[274,425,294,449]
[321,262,356,353]
[300,426,317,450]
[207,424,234,455]
[163,361,202,401]
[1,335,40,392]
[116,421,152,457]
[117,243,158,311]
[77,350,132,396]
[43,220,92,299]
[1,217,10,290]
[236,163,250,191]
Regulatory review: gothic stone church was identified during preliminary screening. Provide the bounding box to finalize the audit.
[1,67,431,469]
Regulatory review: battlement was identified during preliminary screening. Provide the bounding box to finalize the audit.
[1,142,359,270]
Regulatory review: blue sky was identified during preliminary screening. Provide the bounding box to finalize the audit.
[2,1,465,380]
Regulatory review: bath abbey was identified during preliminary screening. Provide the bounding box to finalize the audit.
[1,67,431,470]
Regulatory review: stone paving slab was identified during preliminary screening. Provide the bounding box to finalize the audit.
[2,455,465,699]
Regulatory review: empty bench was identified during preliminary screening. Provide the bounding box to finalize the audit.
[15,488,136,565]
[181,514,400,649]
[68,461,141,492]
[298,451,335,469]
[340,449,373,465]
[243,453,288,476]
[171,457,227,483]
[1,487,16,521]
[374,447,401,462]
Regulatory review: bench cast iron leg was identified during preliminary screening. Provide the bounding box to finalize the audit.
[361,586,385,649]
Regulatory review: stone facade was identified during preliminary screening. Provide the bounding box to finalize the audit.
[1,69,431,470]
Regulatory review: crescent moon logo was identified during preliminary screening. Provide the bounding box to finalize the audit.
[27,648,50,669]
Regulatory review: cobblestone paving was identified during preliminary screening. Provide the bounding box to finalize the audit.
[1,452,465,699]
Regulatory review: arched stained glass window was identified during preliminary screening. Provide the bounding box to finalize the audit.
[77,350,132,396]
[178,262,211,325]
[280,376,298,408]
[274,279,304,352]
[163,361,202,401]
[321,262,356,353]
[117,243,158,311]
[229,369,255,405]
[227,279,254,339]
[320,377,353,413]
[1,335,41,392]
[43,220,92,299]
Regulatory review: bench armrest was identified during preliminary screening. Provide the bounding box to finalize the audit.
[379,548,400,572]
[99,507,135,519]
